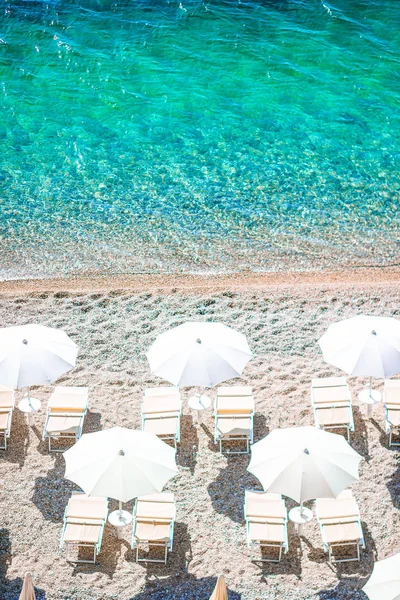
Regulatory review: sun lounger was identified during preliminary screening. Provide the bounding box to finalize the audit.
[42,386,89,452]
[244,490,288,562]
[214,386,254,454]
[60,492,108,564]
[311,377,354,441]
[384,379,400,447]
[141,387,181,449]
[0,386,15,450]
[132,492,176,564]
[315,490,365,564]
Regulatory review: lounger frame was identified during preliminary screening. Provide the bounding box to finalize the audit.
[311,377,354,442]
[141,387,181,449]
[131,494,175,564]
[60,494,108,564]
[141,412,181,449]
[0,388,15,450]
[316,492,365,565]
[244,490,288,563]
[42,387,88,452]
[384,380,400,447]
[214,387,254,455]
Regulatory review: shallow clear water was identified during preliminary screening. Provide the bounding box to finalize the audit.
[0,0,399,278]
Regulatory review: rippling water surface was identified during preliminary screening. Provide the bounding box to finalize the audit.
[0,0,399,278]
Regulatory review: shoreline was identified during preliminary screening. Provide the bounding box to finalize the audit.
[0,266,400,295]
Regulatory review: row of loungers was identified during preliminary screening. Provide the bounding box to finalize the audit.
[2,379,400,451]
[311,377,400,447]
[60,491,175,564]
[142,385,255,453]
[245,489,365,564]
[60,488,364,565]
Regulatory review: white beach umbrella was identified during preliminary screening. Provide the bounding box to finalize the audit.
[318,315,400,401]
[64,426,178,523]
[0,324,78,389]
[247,426,362,508]
[363,553,400,600]
[146,321,252,388]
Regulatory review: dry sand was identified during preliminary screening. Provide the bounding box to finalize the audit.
[0,269,399,600]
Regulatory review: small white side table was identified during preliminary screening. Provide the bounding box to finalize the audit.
[108,510,132,539]
[288,506,313,536]
[188,394,211,424]
[358,390,381,417]
[18,396,41,426]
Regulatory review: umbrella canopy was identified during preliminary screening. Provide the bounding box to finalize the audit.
[318,315,400,378]
[247,426,362,504]
[19,573,36,600]
[146,322,252,387]
[363,553,400,600]
[0,324,78,389]
[209,575,228,600]
[63,427,178,503]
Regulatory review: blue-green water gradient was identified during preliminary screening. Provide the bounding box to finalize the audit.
[0,0,399,277]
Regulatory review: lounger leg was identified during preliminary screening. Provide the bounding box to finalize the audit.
[164,544,168,565]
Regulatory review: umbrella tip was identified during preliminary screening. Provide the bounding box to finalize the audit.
[304,448,310,455]
[371,329,377,335]
[22,339,28,345]
[196,338,201,344]
[119,449,125,456]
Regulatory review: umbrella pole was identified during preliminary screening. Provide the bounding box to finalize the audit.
[118,500,122,520]
[369,376,372,398]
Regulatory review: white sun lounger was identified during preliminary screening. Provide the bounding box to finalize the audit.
[384,379,400,447]
[132,492,176,564]
[244,490,288,562]
[311,377,354,441]
[315,490,365,564]
[214,386,254,454]
[43,386,89,452]
[60,492,108,564]
[0,386,15,450]
[141,387,181,449]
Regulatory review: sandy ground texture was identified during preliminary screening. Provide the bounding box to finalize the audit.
[0,270,399,600]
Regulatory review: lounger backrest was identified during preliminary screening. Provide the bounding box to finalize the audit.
[66,493,108,521]
[384,380,400,405]
[245,491,286,520]
[216,386,254,414]
[0,386,15,409]
[311,382,351,406]
[136,493,175,520]
[316,496,359,521]
[48,387,88,412]
[311,377,347,388]
[142,387,181,414]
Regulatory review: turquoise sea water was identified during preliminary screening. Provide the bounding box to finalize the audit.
[0,0,399,278]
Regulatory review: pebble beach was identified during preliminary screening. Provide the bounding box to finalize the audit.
[1,270,399,600]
